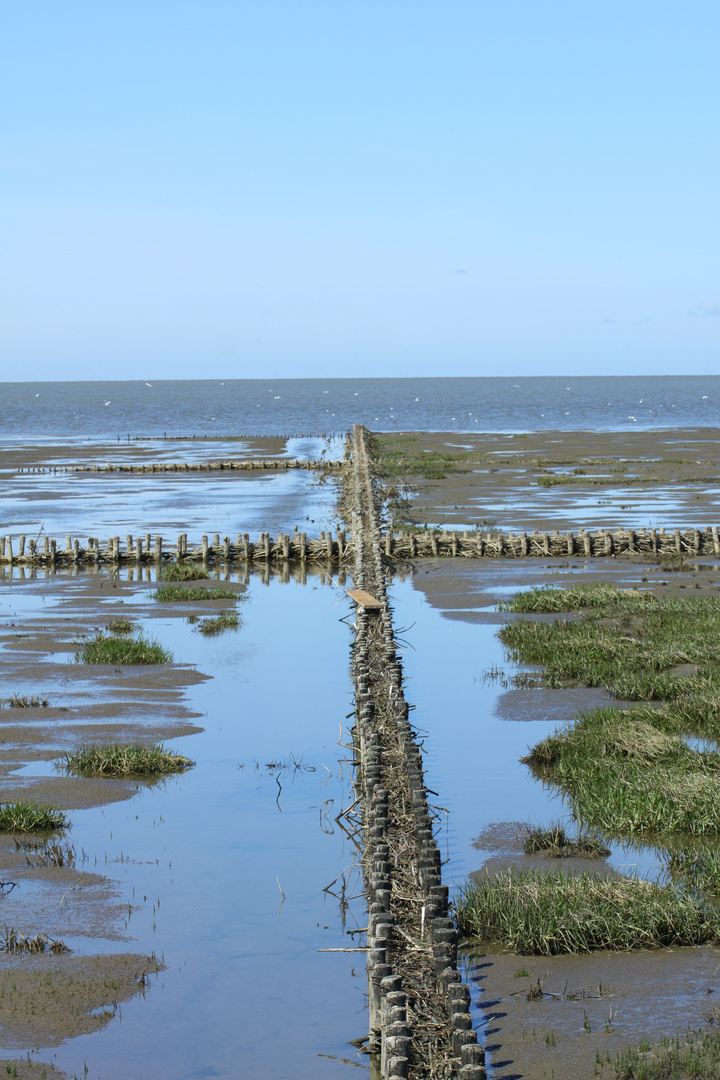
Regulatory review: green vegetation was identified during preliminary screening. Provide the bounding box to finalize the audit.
[522,823,610,859]
[374,436,475,480]
[63,742,194,778]
[75,631,172,664]
[161,562,209,581]
[615,1030,720,1079]
[192,613,240,636]
[524,706,720,835]
[154,585,238,602]
[0,801,68,833]
[498,587,720,704]
[499,582,625,613]
[500,586,720,837]
[104,618,135,635]
[456,868,720,954]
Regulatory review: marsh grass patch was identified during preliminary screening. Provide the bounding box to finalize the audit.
[104,618,135,636]
[153,585,239,603]
[161,562,209,582]
[75,631,172,665]
[521,823,610,859]
[63,743,194,778]
[498,587,720,706]
[456,868,720,954]
[523,706,720,836]
[0,802,68,833]
[193,613,240,636]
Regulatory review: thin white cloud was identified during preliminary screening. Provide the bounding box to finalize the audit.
[688,300,720,317]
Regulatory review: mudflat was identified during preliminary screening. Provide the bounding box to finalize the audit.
[376,427,720,531]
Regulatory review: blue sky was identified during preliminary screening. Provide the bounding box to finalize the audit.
[1,2,718,379]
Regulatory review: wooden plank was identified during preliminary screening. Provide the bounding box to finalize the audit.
[347,589,382,611]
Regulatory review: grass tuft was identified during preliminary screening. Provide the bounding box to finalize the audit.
[0,802,68,833]
[75,632,172,665]
[521,823,610,859]
[7,694,49,708]
[63,742,195,778]
[161,562,209,581]
[193,614,240,636]
[104,618,136,635]
[1,928,70,954]
[154,585,239,603]
[456,867,720,954]
[615,1029,720,1079]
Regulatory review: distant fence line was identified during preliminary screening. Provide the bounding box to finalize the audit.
[383,524,720,559]
[14,458,344,476]
[2,524,719,568]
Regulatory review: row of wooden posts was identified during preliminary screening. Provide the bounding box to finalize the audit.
[349,425,483,1078]
[0,530,349,567]
[2,524,719,568]
[15,458,344,475]
[384,524,720,558]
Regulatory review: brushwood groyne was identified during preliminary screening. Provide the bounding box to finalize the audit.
[346,426,484,1080]
[3,523,718,570]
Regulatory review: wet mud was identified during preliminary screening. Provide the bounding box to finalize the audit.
[378,427,720,531]
[0,952,162,1048]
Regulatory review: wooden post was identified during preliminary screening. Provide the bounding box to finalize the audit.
[543,533,550,556]
[675,529,682,555]
[50,538,56,566]
[604,531,613,556]
[326,531,334,561]
[155,536,163,562]
[177,534,183,559]
[694,528,701,555]
[28,539,35,557]
[243,533,250,562]
[65,535,71,553]
[519,532,528,556]
[213,533,220,550]
[44,537,49,555]
[19,535,26,557]
[202,535,209,561]
[651,528,658,553]
[300,532,307,561]
[224,536,231,561]
[145,533,151,553]
[282,534,290,561]
[73,539,80,563]
[126,534,133,554]
[136,538,143,563]
[628,529,636,553]
[263,533,270,561]
[583,531,592,557]
[5,536,12,565]
[713,526,720,555]
[566,532,574,555]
